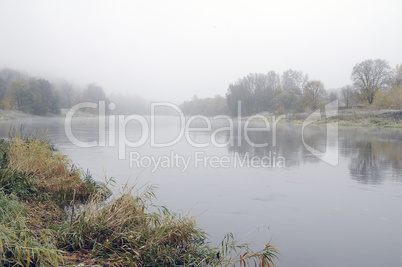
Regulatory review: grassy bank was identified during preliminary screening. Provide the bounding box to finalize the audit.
[0,109,35,121]
[0,109,96,122]
[0,136,279,266]
[283,109,402,128]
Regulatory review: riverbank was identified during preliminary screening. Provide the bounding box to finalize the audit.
[283,109,402,128]
[0,136,279,266]
[0,109,37,121]
[2,107,401,129]
[0,109,96,122]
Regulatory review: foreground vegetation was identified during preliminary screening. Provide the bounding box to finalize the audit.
[0,136,279,266]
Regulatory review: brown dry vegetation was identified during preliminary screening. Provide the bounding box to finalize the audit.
[0,137,280,266]
[7,138,93,199]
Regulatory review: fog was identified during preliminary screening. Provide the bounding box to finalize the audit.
[1,0,401,103]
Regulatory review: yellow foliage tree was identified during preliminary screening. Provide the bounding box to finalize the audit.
[372,87,402,109]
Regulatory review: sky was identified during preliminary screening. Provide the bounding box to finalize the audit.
[0,0,401,103]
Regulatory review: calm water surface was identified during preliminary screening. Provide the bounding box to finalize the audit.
[1,117,401,267]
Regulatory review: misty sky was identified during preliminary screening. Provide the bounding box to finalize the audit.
[1,0,401,103]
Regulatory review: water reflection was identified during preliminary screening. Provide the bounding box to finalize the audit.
[349,141,382,183]
[227,123,402,184]
[227,124,334,168]
[0,118,401,184]
[1,118,401,267]
[339,129,402,184]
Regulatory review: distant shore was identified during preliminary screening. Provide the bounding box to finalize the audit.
[283,109,402,128]
[2,108,401,128]
[0,109,95,122]
[0,109,37,121]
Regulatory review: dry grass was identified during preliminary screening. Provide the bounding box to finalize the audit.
[57,185,214,266]
[25,200,66,230]
[0,191,63,266]
[7,137,94,199]
[57,184,280,266]
[1,137,280,266]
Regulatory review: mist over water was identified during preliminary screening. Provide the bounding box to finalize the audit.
[1,117,401,267]
[1,0,402,265]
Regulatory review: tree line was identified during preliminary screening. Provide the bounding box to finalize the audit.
[0,68,109,115]
[181,95,229,116]
[223,59,402,116]
[1,59,401,117]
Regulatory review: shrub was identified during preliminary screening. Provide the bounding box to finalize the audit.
[372,87,402,109]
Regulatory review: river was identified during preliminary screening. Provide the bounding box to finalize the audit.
[0,116,401,267]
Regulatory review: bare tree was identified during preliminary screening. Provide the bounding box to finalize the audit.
[282,69,309,95]
[351,59,390,104]
[84,83,106,102]
[226,76,255,116]
[253,71,280,112]
[276,69,308,112]
[0,68,27,86]
[388,64,402,88]
[340,85,357,107]
[328,91,338,103]
[60,81,75,108]
[302,80,327,110]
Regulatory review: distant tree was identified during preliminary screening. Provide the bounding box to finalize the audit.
[0,78,10,109]
[271,89,297,112]
[270,87,285,112]
[10,80,33,113]
[302,80,327,110]
[182,95,229,116]
[328,91,338,103]
[388,64,402,88]
[226,77,255,116]
[84,83,106,102]
[253,71,280,112]
[108,93,149,115]
[59,81,75,108]
[0,68,26,86]
[0,78,6,100]
[372,86,402,109]
[340,85,358,108]
[282,69,308,95]
[0,69,29,110]
[226,70,309,116]
[351,59,391,104]
[29,78,60,115]
[274,69,308,112]
[81,83,108,114]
